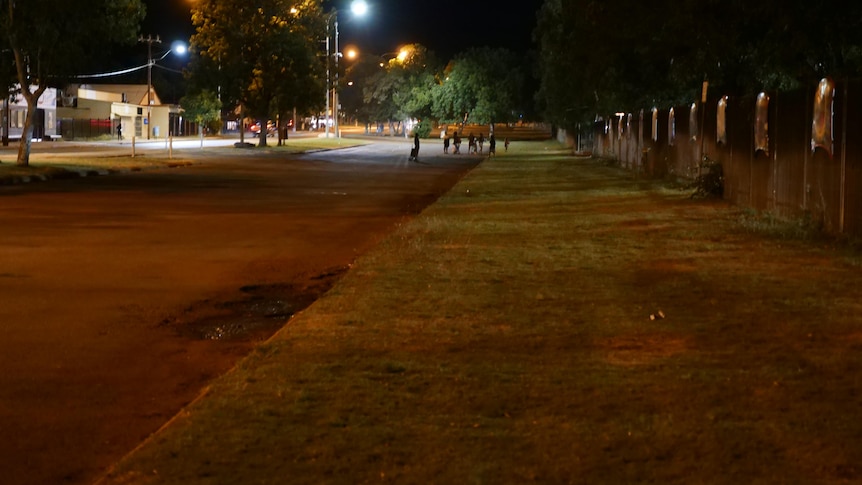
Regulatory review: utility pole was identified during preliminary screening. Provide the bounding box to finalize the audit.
[325,12,335,138]
[138,34,161,140]
[2,92,9,146]
[334,16,340,138]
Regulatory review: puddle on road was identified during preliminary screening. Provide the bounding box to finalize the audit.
[164,265,350,341]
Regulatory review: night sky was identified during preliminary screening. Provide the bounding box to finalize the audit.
[140,0,544,61]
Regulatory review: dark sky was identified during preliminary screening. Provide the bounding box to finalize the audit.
[140,0,544,61]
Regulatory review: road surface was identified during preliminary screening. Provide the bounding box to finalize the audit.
[0,139,481,485]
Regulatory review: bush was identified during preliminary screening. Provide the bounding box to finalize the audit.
[413,120,432,138]
[688,156,724,198]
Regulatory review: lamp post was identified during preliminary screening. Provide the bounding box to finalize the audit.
[139,34,161,140]
[324,1,368,138]
[137,36,187,140]
[2,90,9,147]
[324,12,335,138]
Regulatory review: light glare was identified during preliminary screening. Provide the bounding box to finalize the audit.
[351,0,368,17]
[171,41,188,55]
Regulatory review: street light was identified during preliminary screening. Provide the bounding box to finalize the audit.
[139,35,187,139]
[325,0,368,138]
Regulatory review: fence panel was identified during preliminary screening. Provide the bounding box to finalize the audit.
[845,81,862,234]
[59,118,113,140]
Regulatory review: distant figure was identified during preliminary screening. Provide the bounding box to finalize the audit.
[504,137,510,152]
[478,133,485,153]
[410,132,420,161]
[489,134,496,157]
[468,132,476,154]
[453,131,461,154]
[116,123,122,141]
[443,134,450,154]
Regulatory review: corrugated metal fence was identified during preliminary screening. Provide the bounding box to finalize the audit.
[592,79,862,237]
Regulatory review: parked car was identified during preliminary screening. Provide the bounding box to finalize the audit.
[250,120,292,136]
[249,121,275,137]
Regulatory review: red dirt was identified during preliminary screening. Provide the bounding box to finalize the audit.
[0,144,478,485]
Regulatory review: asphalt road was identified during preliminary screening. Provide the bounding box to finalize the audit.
[0,139,481,485]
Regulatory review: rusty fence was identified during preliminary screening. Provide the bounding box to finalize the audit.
[590,79,862,237]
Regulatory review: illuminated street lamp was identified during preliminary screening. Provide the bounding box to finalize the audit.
[139,35,187,139]
[325,0,368,138]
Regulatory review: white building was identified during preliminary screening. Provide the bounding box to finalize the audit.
[57,84,177,140]
[1,85,58,141]
[2,83,179,141]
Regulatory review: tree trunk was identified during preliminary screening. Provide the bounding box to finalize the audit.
[239,105,246,144]
[16,108,34,166]
[15,87,46,167]
[11,44,47,167]
[258,127,267,147]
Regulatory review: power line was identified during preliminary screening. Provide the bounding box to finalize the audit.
[71,63,149,79]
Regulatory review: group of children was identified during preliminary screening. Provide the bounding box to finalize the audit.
[442,130,509,156]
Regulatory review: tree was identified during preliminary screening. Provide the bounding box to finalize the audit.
[363,44,438,136]
[180,90,222,147]
[1,46,14,146]
[533,0,862,129]
[432,47,527,127]
[342,55,383,131]
[188,0,326,147]
[0,0,144,165]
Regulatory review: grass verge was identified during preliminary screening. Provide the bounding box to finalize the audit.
[0,157,195,184]
[0,137,369,183]
[101,140,862,484]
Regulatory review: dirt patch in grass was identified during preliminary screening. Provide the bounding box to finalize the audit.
[165,266,351,341]
[100,141,862,484]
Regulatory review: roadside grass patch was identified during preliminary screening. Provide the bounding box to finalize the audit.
[269,137,370,152]
[101,143,862,484]
[0,157,195,183]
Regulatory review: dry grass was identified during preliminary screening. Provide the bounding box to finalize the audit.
[0,137,370,182]
[0,156,193,179]
[101,141,862,484]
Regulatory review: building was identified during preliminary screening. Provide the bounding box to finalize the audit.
[1,85,59,142]
[57,84,179,140]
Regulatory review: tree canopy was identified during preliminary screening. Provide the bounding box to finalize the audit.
[179,89,222,145]
[534,0,862,129]
[187,0,325,146]
[432,47,528,126]
[344,44,532,135]
[357,45,439,131]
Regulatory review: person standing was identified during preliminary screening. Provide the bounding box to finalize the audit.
[116,123,122,141]
[489,133,496,157]
[453,131,461,154]
[478,133,485,153]
[504,137,510,152]
[411,132,420,161]
[443,134,450,154]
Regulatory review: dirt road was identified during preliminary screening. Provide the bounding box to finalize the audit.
[0,141,480,485]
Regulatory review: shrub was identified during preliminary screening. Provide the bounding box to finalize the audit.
[413,120,432,138]
[688,156,724,198]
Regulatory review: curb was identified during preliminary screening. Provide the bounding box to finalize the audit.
[0,161,195,186]
[0,168,113,186]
